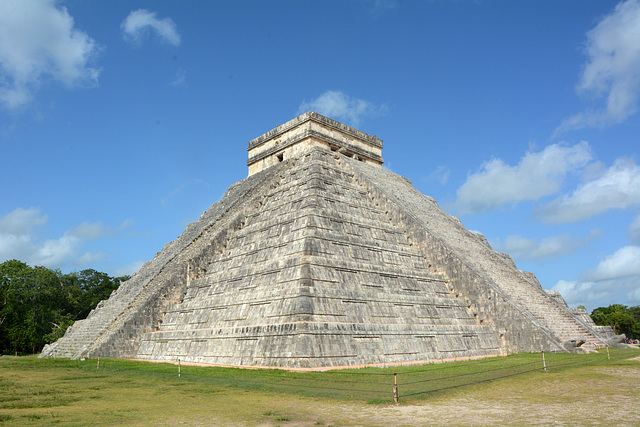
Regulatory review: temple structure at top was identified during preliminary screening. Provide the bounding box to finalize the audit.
[247,111,384,176]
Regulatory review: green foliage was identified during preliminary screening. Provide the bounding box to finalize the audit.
[628,306,640,323]
[0,260,129,355]
[591,304,640,338]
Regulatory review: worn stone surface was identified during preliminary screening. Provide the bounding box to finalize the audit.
[41,112,608,368]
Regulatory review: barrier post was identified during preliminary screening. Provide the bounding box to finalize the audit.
[178,358,181,377]
[97,355,100,369]
[393,373,399,404]
[606,346,610,360]
[542,351,547,372]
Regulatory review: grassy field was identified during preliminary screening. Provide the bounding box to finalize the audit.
[0,349,638,426]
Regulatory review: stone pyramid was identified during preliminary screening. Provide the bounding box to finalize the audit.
[41,112,608,368]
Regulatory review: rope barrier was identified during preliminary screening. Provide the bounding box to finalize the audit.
[87,349,622,402]
[399,360,542,386]
[399,364,544,398]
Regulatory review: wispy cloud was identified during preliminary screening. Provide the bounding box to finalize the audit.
[369,0,398,14]
[0,0,100,109]
[427,165,451,186]
[552,279,617,309]
[584,245,640,281]
[0,207,133,269]
[113,259,145,277]
[170,68,186,86]
[454,142,592,214]
[553,245,640,309]
[298,90,388,127]
[539,157,640,223]
[555,0,640,134]
[0,207,47,234]
[121,9,181,47]
[495,231,599,261]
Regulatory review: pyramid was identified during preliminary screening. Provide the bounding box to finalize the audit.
[41,112,609,368]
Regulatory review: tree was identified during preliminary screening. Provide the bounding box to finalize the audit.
[0,260,128,355]
[628,306,640,323]
[72,269,129,319]
[591,304,640,339]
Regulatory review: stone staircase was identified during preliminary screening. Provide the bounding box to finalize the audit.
[40,165,284,359]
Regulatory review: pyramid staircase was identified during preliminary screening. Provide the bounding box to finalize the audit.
[40,166,285,359]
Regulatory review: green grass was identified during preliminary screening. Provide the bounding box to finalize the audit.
[0,349,637,426]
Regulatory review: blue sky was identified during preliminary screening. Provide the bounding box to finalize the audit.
[1,0,639,312]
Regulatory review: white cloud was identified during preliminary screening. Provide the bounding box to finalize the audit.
[554,245,640,309]
[556,0,640,133]
[0,207,47,234]
[0,233,33,263]
[540,157,640,223]
[0,208,49,262]
[552,279,612,308]
[585,245,640,281]
[553,275,640,309]
[497,231,598,261]
[0,207,132,269]
[0,0,100,109]
[629,215,640,244]
[298,90,387,127]
[455,142,592,213]
[121,9,181,47]
[35,232,80,266]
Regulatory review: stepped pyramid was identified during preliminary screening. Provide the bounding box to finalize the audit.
[41,112,608,368]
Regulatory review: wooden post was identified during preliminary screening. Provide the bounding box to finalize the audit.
[606,346,610,360]
[393,373,399,404]
[97,355,100,369]
[178,358,181,377]
[542,351,547,372]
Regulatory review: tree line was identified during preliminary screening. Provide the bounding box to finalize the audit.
[0,259,129,355]
[589,304,640,339]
